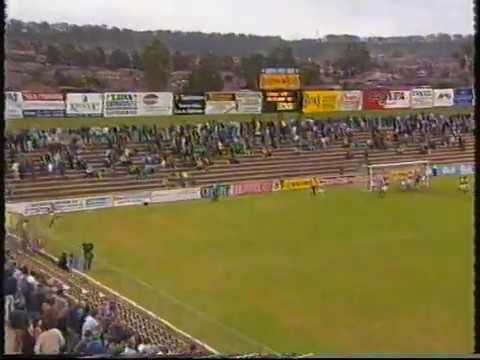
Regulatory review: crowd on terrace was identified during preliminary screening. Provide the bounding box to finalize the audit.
[5,112,474,183]
[4,249,199,356]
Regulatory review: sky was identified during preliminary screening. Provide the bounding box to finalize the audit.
[6,0,475,40]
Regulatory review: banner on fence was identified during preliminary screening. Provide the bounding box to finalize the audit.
[362,89,389,110]
[263,90,301,112]
[200,184,231,198]
[23,201,55,216]
[113,192,152,207]
[66,93,103,117]
[84,196,113,210]
[5,92,23,119]
[281,178,312,191]
[205,92,240,114]
[454,88,473,106]
[22,92,66,117]
[174,94,205,114]
[259,74,301,90]
[205,101,238,114]
[230,180,274,197]
[104,92,139,117]
[52,198,85,213]
[272,180,282,192]
[321,176,356,186]
[151,188,201,204]
[339,91,363,111]
[433,89,454,107]
[384,90,410,109]
[410,88,434,108]
[137,92,173,116]
[302,91,341,113]
[459,164,474,176]
[433,163,474,177]
[235,91,262,114]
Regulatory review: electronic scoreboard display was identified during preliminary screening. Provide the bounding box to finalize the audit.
[262,90,301,112]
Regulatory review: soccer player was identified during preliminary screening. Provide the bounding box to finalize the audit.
[378,176,388,198]
[399,175,407,191]
[48,203,61,228]
[458,176,470,194]
[310,177,318,196]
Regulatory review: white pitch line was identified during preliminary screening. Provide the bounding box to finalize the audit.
[6,231,218,354]
[82,254,280,355]
[11,231,278,355]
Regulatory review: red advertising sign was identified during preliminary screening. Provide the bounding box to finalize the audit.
[362,89,389,110]
[22,92,64,101]
[230,180,274,196]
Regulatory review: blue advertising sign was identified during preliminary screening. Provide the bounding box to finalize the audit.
[453,88,473,106]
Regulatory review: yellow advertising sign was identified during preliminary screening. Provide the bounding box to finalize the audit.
[303,91,341,113]
[259,74,301,90]
[281,178,312,191]
[387,167,422,182]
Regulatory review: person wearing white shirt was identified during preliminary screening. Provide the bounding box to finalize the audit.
[82,311,100,339]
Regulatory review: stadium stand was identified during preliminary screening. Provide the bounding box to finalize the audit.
[4,113,475,201]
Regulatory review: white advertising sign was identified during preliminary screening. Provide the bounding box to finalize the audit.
[104,92,139,117]
[433,89,454,107]
[410,88,434,109]
[205,101,238,115]
[5,92,23,119]
[384,90,410,109]
[150,188,201,204]
[235,91,263,114]
[137,92,173,116]
[66,93,103,116]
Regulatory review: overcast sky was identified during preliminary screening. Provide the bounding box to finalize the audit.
[7,0,474,40]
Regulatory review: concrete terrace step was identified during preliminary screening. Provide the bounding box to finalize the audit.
[6,145,474,191]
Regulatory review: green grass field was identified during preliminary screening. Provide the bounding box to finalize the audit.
[6,106,472,132]
[27,176,473,354]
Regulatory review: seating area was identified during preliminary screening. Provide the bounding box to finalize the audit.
[5,127,475,202]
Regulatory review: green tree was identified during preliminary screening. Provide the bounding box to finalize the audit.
[46,45,62,64]
[301,62,320,86]
[241,53,266,89]
[172,51,195,71]
[265,45,297,67]
[61,43,78,66]
[131,50,144,70]
[89,47,106,67]
[335,43,371,74]
[142,38,171,90]
[109,49,131,68]
[186,55,224,93]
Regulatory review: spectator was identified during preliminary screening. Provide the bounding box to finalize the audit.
[9,302,30,353]
[34,322,65,355]
[82,309,100,339]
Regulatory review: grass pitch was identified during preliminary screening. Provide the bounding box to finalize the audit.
[27,176,473,354]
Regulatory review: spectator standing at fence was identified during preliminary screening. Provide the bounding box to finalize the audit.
[82,243,95,271]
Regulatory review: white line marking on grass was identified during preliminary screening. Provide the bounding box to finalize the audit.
[87,255,280,355]
[7,231,220,354]
[12,230,278,355]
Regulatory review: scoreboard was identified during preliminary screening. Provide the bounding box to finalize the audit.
[262,90,301,112]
